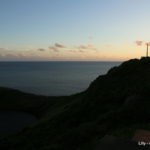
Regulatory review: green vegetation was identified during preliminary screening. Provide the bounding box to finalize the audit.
[1,57,150,149]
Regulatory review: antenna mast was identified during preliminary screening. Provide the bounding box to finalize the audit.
[146,43,149,57]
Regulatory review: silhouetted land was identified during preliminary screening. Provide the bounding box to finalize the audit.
[1,57,150,149]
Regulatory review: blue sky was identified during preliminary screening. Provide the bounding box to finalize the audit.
[0,0,150,61]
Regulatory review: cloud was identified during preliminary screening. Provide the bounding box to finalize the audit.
[55,43,66,48]
[69,50,77,52]
[48,43,66,52]
[0,48,9,51]
[78,44,93,49]
[37,48,46,52]
[4,53,18,58]
[0,54,4,57]
[105,44,113,48]
[145,42,150,46]
[135,40,150,46]
[18,53,27,57]
[48,46,59,52]
[69,49,85,53]
[79,49,85,53]
[78,44,97,51]
[135,40,143,46]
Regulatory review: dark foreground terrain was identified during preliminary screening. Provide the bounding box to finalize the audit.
[1,57,150,150]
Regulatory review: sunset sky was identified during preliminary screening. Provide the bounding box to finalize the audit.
[0,0,150,61]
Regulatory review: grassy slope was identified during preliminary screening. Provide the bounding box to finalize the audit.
[0,87,77,118]
[1,57,150,149]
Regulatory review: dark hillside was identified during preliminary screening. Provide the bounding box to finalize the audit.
[1,57,150,149]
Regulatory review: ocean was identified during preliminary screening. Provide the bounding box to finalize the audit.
[0,61,121,96]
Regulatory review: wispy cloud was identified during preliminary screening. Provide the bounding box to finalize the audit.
[5,53,18,58]
[55,43,66,48]
[78,44,97,51]
[105,44,113,48]
[135,40,143,46]
[79,49,85,52]
[0,48,9,51]
[69,49,86,53]
[78,44,93,49]
[48,43,66,52]
[69,50,77,52]
[18,53,28,57]
[0,54,4,57]
[37,48,46,52]
[48,46,59,52]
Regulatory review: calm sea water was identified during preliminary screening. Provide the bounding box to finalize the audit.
[0,61,121,96]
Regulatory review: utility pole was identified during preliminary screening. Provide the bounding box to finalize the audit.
[146,43,149,57]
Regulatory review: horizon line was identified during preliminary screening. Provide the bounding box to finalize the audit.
[0,60,123,62]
